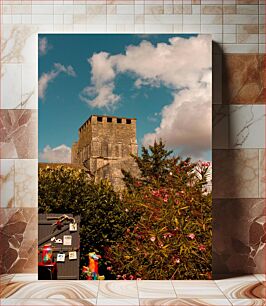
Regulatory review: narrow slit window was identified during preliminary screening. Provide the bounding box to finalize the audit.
[126,119,131,124]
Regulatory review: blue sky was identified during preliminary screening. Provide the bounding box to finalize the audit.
[38,34,211,163]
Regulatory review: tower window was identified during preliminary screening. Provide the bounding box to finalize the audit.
[97,116,102,122]
[117,118,122,123]
[126,119,131,124]
[107,117,112,123]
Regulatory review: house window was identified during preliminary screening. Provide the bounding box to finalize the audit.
[126,119,131,124]
[97,116,102,122]
[117,118,122,123]
[107,117,112,123]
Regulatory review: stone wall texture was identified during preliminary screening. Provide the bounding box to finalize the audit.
[0,0,265,277]
[72,114,139,189]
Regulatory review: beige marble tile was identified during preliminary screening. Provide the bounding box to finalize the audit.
[21,63,37,109]
[237,33,259,44]
[172,280,225,298]
[229,105,265,149]
[86,5,106,15]
[182,5,192,14]
[0,299,97,305]
[0,110,37,159]
[1,25,37,64]
[96,299,139,305]
[192,5,200,14]
[236,4,259,14]
[223,33,236,43]
[222,54,264,104]
[0,159,15,208]
[213,149,259,198]
[137,281,176,299]
[236,0,259,4]
[183,14,200,24]
[229,300,266,306]
[0,274,14,291]
[1,64,22,109]
[224,14,258,25]
[107,15,134,25]
[173,5,182,14]
[11,274,38,283]
[223,5,237,14]
[140,298,232,305]
[201,14,222,24]
[259,148,265,195]
[144,14,182,24]
[32,4,54,15]
[14,159,37,208]
[223,25,237,33]
[1,281,99,299]
[183,24,200,32]
[213,198,266,276]
[32,14,54,25]
[215,276,264,299]
[145,5,164,15]
[201,5,223,14]
[237,25,259,34]
[98,281,138,299]
[0,208,38,274]
[254,274,266,283]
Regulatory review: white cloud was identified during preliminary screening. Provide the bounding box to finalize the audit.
[39,144,71,163]
[143,79,211,158]
[39,37,52,56]
[79,52,120,109]
[81,35,211,158]
[38,63,76,99]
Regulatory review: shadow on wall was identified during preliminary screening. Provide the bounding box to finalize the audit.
[212,41,266,279]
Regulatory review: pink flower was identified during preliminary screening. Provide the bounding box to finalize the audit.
[129,275,134,280]
[163,233,173,239]
[137,278,142,281]
[198,244,206,251]
[151,190,160,197]
[107,266,112,271]
[175,200,179,205]
[188,233,195,240]
[150,236,156,242]
[203,161,211,167]
[117,275,121,279]
[174,258,180,264]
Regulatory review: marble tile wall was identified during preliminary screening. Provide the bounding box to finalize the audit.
[0,0,265,277]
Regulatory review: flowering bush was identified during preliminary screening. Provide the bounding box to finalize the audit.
[105,141,212,280]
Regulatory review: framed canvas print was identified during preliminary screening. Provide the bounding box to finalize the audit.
[38,34,212,280]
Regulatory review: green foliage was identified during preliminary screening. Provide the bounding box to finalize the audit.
[38,166,135,278]
[106,141,212,280]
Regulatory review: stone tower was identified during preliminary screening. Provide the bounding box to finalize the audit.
[71,115,139,189]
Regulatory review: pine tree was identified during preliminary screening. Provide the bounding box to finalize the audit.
[122,139,195,189]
